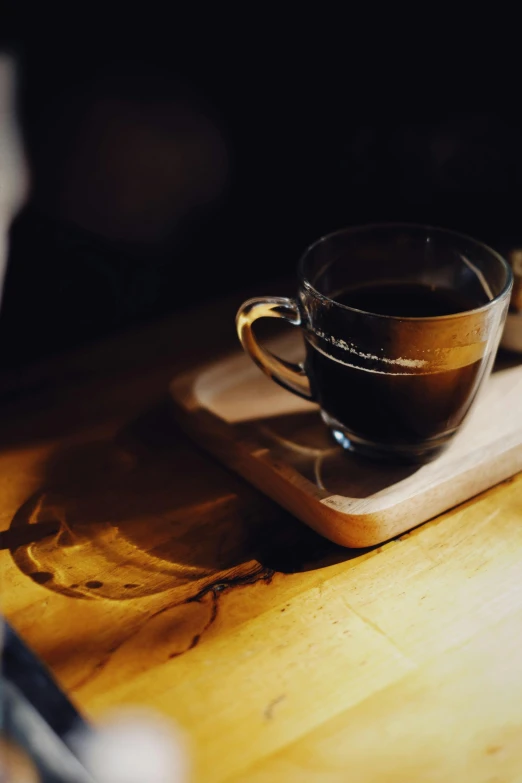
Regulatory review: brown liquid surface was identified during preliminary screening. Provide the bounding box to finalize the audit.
[306,282,489,451]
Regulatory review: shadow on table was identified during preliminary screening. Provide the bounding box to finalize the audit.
[6,403,378,606]
[7,333,516,608]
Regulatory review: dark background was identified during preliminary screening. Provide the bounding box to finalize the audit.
[2,10,521,366]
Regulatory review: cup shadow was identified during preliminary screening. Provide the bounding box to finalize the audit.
[6,402,370,605]
[237,409,419,498]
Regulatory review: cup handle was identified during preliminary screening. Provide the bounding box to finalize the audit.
[236,296,314,401]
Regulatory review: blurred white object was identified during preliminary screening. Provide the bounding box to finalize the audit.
[0,55,28,299]
[73,709,188,783]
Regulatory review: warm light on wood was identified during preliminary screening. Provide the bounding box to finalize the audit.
[2,299,522,782]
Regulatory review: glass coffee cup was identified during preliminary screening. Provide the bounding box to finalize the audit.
[236,224,512,463]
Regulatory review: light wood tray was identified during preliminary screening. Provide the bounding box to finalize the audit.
[169,333,522,547]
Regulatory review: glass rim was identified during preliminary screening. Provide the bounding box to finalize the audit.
[297,222,514,321]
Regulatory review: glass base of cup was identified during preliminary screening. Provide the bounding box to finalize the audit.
[321,412,455,465]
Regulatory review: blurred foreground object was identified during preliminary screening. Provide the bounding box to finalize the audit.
[1,624,187,782]
[73,710,188,783]
[1,622,95,782]
[0,738,39,782]
[0,55,28,298]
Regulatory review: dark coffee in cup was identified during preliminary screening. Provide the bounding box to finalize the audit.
[305,281,489,454]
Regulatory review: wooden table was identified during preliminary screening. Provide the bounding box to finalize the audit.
[2,296,522,783]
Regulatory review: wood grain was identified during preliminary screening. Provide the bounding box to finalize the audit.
[2,297,522,783]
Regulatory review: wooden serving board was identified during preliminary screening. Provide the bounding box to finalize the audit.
[169,333,522,548]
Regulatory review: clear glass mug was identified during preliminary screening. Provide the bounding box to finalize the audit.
[236,224,513,463]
